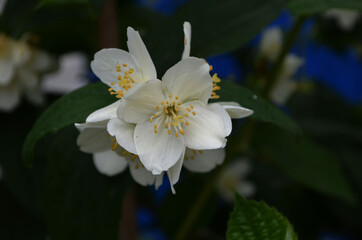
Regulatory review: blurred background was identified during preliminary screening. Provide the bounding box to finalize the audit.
[0,0,361,239]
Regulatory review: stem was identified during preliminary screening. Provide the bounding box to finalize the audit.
[263,15,307,97]
[97,0,120,49]
[173,119,255,240]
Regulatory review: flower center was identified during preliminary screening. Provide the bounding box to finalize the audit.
[108,63,138,99]
[149,94,196,138]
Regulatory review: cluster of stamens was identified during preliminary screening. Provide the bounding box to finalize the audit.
[108,63,136,99]
[149,94,196,138]
[211,73,221,99]
[185,149,203,161]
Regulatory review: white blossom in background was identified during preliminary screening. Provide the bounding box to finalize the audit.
[270,54,304,105]
[259,27,283,62]
[325,9,360,31]
[216,159,255,202]
[0,34,55,111]
[258,26,304,105]
[42,52,88,94]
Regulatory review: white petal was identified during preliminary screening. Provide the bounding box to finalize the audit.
[217,101,253,119]
[0,81,21,111]
[128,156,158,186]
[183,101,228,150]
[76,128,111,153]
[209,103,232,136]
[162,57,212,104]
[167,153,184,185]
[107,118,137,154]
[127,27,156,81]
[280,54,304,79]
[259,27,283,62]
[181,22,191,59]
[117,79,165,123]
[183,148,225,173]
[0,60,14,85]
[75,121,108,132]
[90,48,142,88]
[134,121,185,175]
[93,150,128,176]
[270,79,297,105]
[86,101,119,123]
[154,174,164,190]
[237,181,256,198]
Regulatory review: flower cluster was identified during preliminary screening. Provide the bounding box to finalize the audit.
[0,34,55,111]
[259,27,304,105]
[76,22,253,193]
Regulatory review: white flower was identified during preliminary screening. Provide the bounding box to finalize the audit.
[42,52,88,94]
[77,22,252,193]
[116,56,252,176]
[90,27,156,100]
[270,54,304,105]
[325,9,360,31]
[259,27,283,62]
[75,26,164,188]
[216,159,255,202]
[0,34,54,111]
[76,121,164,188]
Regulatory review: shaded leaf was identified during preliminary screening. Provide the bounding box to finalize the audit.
[253,126,356,205]
[22,82,115,167]
[44,126,129,240]
[145,0,286,74]
[227,193,297,240]
[218,81,302,136]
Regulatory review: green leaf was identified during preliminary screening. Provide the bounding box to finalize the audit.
[44,126,129,240]
[145,0,286,74]
[218,81,302,136]
[22,82,114,167]
[288,0,362,15]
[227,193,297,240]
[254,126,356,205]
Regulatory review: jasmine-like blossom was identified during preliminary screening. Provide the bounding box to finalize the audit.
[325,9,360,31]
[216,159,255,202]
[115,42,252,180]
[77,22,252,192]
[259,27,283,62]
[270,54,304,105]
[0,34,54,111]
[75,26,163,186]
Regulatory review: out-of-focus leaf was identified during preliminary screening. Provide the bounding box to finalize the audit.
[160,173,217,238]
[22,82,115,167]
[44,126,129,240]
[145,0,286,74]
[254,126,356,205]
[288,0,362,15]
[227,193,298,240]
[219,81,302,136]
[0,103,45,218]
